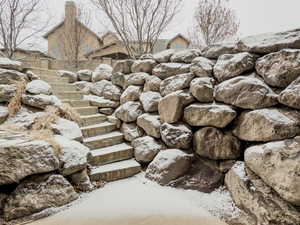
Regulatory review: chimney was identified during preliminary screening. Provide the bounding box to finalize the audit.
[65,1,76,26]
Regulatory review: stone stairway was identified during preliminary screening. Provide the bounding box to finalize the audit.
[38,72,141,182]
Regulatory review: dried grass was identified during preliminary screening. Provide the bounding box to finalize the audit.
[57,103,81,124]
[0,123,25,133]
[31,106,59,130]
[7,79,26,116]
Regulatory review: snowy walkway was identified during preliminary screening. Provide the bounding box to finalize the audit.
[29,173,233,225]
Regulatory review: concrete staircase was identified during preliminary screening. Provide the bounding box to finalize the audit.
[38,71,141,182]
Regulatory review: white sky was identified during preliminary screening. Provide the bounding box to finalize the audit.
[37,0,300,50]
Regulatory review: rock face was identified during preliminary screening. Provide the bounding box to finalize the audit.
[152,63,190,79]
[233,108,300,142]
[120,85,143,104]
[121,123,144,141]
[160,73,194,96]
[160,123,193,150]
[256,49,300,88]
[194,127,241,160]
[115,101,143,122]
[131,59,157,73]
[132,136,164,164]
[213,53,256,82]
[184,103,237,128]
[0,106,8,124]
[0,69,27,84]
[225,162,300,225]
[152,49,175,63]
[143,75,161,92]
[279,76,300,109]
[124,72,149,87]
[0,84,16,102]
[58,70,78,83]
[190,57,214,77]
[245,137,300,206]
[92,64,113,82]
[0,139,59,185]
[170,49,200,63]
[139,91,161,113]
[90,80,122,101]
[190,77,214,103]
[137,113,161,138]
[237,28,300,54]
[22,94,61,109]
[26,80,52,95]
[145,149,191,185]
[214,76,278,109]
[77,69,93,82]
[4,174,78,220]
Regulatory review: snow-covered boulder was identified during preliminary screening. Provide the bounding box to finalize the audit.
[214,53,256,82]
[74,81,92,94]
[77,69,93,82]
[55,135,89,176]
[90,80,122,101]
[26,71,40,81]
[121,123,144,142]
[143,75,162,92]
[92,64,113,82]
[107,114,121,129]
[0,106,8,124]
[146,149,191,185]
[139,91,161,112]
[152,63,190,80]
[160,123,192,150]
[0,69,27,84]
[0,84,16,102]
[26,80,52,95]
[113,59,134,74]
[84,95,119,108]
[69,169,94,192]
[245,137,300,206]
[22,94,61,109]
[160,73,194,96]
[170,49,200,63]
[58,70,78,83]
[256,49,300,88]
[4,174,78,221]
[214,76,278,109]
[201,42,240,59]
[190,56,214,77]
[279,76,300,109]
[233,108,300,142]
[115,101,143,122]
[124,72,149,88]
[131,59,157,73]
[137,113,161,138]
[120,85,143,104]
[194,127,241,160]
[111,72,125,88]
[0,139,59,185]
[190,77,214,103]
[152,49,175,63]
[0,57,22,71]
[50,118,83,142]
[132,136,164,164]
[184,103,237,128]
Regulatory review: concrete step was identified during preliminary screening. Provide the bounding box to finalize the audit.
[88,143,133,166]
[90,159,141,182]
[83,131,124,149]
[81,121,116,138]
[54,91,84,100]
[75,106,98,116]
[63,100,90,107]
[41,76,69,83]
[52,84,77,92]
[80,114,107,126]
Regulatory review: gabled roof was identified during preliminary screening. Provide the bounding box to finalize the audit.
[166,33,190,48]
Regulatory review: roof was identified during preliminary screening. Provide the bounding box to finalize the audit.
[43,20,101,41]
[85,42,123,57]
[166,33,190,49]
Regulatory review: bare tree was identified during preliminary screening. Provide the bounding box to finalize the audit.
[90,0,183,58]
[191,0,239,47]
[0,0,49,59]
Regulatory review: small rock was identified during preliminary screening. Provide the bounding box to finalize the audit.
[26,71,40,81]
[120,85,143,104]
[190,77,214,103]
[69,169,94,192]
[115,101,143,122]
[139,91,161,112]
[77,69,93,82]
[137,113,161,138]
[26,80,52,95]
[121,123,144,141]
[58,70,78,83]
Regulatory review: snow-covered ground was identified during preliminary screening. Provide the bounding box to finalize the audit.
[28,173,239,225]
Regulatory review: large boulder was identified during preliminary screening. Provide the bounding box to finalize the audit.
[90,80,122,101]
[190,77,214,103]
[113,60,134,74]
[0,106,8,124]
[170,49,200,63]
[152,49,175,63]
[145,149,191,185]
[152,63,190,79]
[160,123,192,150]
[160,73,194,96]
[0,58,22,71]
[0,84,16,102]
[131,59,157,73]
[158,92,184,123]
[22,94,61,109]
[4,174,78,220]
[50,118,83,142]
[77,69,93,82]
[214,76,278,109]
[237,28,300,54]
[233,108,300,142]
[0,139,59,185]
[26,80,52,95]
[124,72,149,88]
[245,137,300,206]
[115,101,143,122]
[279,76,300,109]
[111,72,125,88]
[213,53,257,82]
[74,81,92,94]
[121,123,144,142]
[120,85,143,104]
[184,103,237,128]
[55,135,89,176]
[190,56,214,77]
[84,95,119,108]
[58,70,77,83]
[139,91,161,112]
[256,49,300,88]
[194,127,241,160]
[137,113,161,138]
[132,136,164,164]
[225,162,300,225]
[201,42,240,59]
[0,69,27,84]
[143,75,162,92]
[92,64,113,82]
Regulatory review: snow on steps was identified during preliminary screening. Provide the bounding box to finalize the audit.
[36,69,141,182]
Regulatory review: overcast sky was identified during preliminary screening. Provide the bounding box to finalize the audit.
[39,0,300,50]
